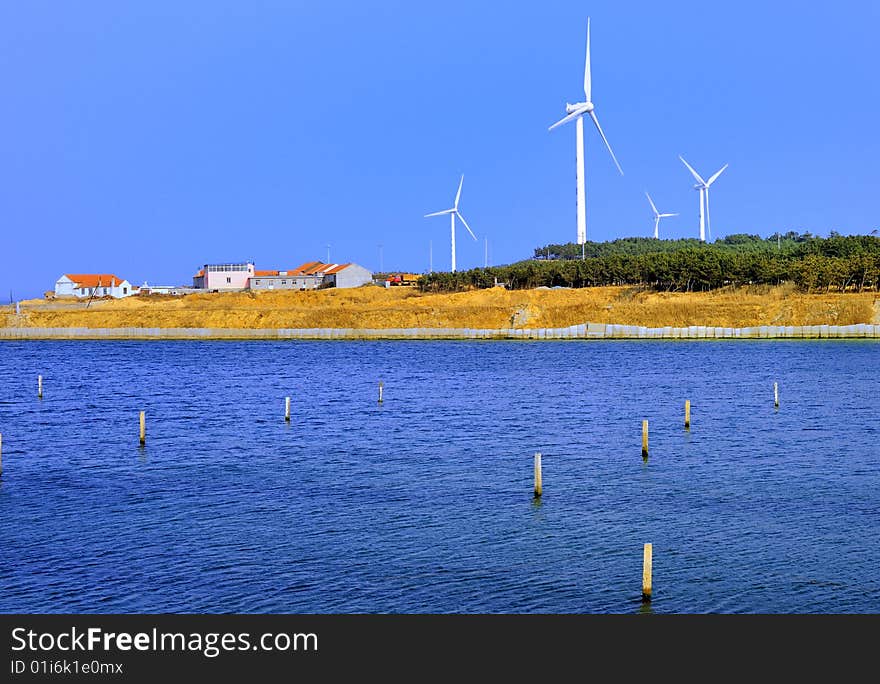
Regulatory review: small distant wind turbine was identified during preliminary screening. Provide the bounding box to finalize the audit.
[679,155,728,241]
[424,175,477,273]
[645,192,677,239]
[549,17,624,248]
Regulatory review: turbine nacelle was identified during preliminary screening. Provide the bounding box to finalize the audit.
[565,101,594,114]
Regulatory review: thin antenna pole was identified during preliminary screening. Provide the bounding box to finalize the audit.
[484,238,488,268]
[429,240,433,273]
[378,244,383,273]
[326,244,331,263]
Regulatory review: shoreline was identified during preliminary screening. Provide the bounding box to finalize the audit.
[2,323,878,340]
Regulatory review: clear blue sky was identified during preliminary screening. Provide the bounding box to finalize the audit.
[2,1,878,298]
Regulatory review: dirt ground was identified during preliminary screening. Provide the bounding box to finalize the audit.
[3,284,878,329]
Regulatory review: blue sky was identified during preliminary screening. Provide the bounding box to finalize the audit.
[1,1,878,298]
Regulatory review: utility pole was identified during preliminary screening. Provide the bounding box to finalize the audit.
[484,238,488,268]
[86,276,101,309]
[429,240,433,273]
[326,244,331,263]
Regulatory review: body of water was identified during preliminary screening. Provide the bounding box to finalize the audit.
[0,340,878,613]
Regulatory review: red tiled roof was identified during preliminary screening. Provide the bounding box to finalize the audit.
[65,274,125,288]
[254,270,279,277]
[290,261,325,275]
[323,263,351,274]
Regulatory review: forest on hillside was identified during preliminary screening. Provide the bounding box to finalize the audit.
[418,233,880,293]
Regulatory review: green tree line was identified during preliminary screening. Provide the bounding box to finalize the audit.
[419,234,880,293]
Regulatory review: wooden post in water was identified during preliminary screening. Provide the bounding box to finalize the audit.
[533,452,543,498]
[774,382,779,409]
[642,420,649,460]
[139,411,146,445]
[285,397,291,422]
[378,381,384,404]
[685,400,691,430]
[642,543,653,602]
[38,375,42,399]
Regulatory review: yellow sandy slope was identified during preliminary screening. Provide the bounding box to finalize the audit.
[3,285,878,329]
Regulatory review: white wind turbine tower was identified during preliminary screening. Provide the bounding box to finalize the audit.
[424,175,477,273]
[549,17,624,252]
[645,192,677,239]
[679,155,728,242]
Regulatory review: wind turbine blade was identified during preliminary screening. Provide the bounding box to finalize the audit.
[454,175,464,210]
[548,110,582,131]
[588,110,623,175]
[456,211,477,241]
[424,209,455,218]
[679,155,706,185]
[645,191,659,216]
[584,18,591,102]
[659,213,679,218]
[706,163,728,186]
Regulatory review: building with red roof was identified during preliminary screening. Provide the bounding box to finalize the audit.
[249,262,373,291]
[54,274,134,299]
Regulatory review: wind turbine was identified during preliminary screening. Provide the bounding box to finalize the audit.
[549,17,624,250]
[424,175,477,273]
[679,156,728,241]
[645,192,677,239]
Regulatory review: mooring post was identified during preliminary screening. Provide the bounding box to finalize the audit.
[285,396,291,422]
[38,375,42,399]
[139,411,146,446]
[378,381,384,404]
[774,382,779,409]
[533,452,543,498]
[642,420,649,460]
[685,400,691,429]
[642,543,653,602]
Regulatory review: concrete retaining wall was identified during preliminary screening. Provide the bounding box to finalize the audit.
[1,324,878,341]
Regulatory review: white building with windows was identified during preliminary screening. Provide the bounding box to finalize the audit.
[193,262,255,291]
[54,274,134,299]
[248,262,373,291]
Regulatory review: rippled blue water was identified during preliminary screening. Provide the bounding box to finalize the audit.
[0,340,878,614]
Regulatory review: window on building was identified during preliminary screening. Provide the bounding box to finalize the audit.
[123,287,128,294]
[226,277,231,284]
[281,280,287,285]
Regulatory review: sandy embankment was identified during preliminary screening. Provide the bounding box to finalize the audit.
[2,285,878,330]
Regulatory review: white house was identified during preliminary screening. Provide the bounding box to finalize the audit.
[192,262,255,291]
[54,274,134,299]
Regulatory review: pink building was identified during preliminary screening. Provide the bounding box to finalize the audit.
[193,262,255,291]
